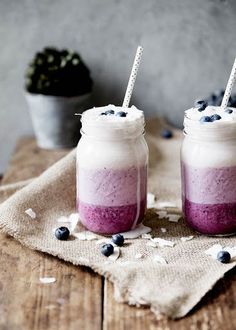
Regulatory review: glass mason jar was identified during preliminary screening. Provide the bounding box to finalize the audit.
[181,111,236,235]
[76,106,149,234]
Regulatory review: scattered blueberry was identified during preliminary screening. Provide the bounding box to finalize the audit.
[116,111,127,117]
[101,244,114,257]
[199,116,212,123]
[55,227,70,240]
[112,234,124,246]
[217,250,231,264]
[225,108,233,114]
[100,112,106,115]
[105,110,115,115]
[194,100,208,112]
[211,114,222,121]
[161,129,173,139]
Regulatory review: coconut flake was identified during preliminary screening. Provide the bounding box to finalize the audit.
[152,238,175,247]
[108,247,120,261]
[40,277,56,284]
[156,202,177,209]
[161,228,167,233]
[147,192,156,207]
[25,208,36,219]
[153,255,168,264]
[135,253,143,259]
[180,235,194,242]
[141,233,152,239]
[168,214,181,223]
[57,216,70,223]
[120,224,152,239]
[157,211,168,218]
[205,244,223,259]
[73,231,98,241]
[68,213,80,232]
[96,238,110,245]
[146,241,158,248]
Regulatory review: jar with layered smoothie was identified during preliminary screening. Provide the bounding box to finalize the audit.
[181,102,236,235]
[76,105,148,234]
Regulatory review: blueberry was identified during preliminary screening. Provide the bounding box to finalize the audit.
[101,244,114,257]
[161,129,173,139]
[199,116,212,123]
[211,114,222,121]
[55,227,70,240]
[217,250,231,264]
[112,234,124,246]
[194,100,208,112]
[105,110,115,115]
[116,111,127,117]
[100,112,106,115]
[225,108,233,114]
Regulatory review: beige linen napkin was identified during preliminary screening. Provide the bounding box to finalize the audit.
[0,118,236,319]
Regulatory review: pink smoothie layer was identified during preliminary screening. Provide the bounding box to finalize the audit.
[78,199,146,234]
[77,166,147,234]
[181,162,236,204]
[181,162,236,235]
[78,166,147,206]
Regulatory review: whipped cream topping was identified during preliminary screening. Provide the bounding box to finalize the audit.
[81,105,144,139]
[184,106,236,141]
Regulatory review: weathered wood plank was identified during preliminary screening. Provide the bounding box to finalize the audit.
[0,138,103,330]
[103,272,236,330]
[1,137,69,184]
[0,235,103,330]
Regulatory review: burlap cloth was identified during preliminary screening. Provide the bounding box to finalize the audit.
[0,118,236,319]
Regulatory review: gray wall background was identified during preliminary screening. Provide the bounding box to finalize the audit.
[1,0,236,172]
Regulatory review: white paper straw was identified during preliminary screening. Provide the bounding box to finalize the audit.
[221,57,236,110]
[122,46,143,108]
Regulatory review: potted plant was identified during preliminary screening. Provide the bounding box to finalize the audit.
[25,47,93,149]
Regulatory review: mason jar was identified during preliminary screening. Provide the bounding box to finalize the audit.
[181,107,236,235]
[76,105,149,234]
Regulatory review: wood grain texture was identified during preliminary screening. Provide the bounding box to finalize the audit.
[1,137,69,184]
[0,138,102,330]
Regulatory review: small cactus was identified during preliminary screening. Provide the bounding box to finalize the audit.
[25,47,93,97]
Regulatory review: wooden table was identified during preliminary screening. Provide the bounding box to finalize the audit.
[1,138,236,330]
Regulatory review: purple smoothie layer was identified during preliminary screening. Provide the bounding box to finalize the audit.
[78,198,146,234]
[183,198,236,235]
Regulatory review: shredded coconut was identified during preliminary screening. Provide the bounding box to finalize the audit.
[152,238,175,247]
[40,277,56,284]
[156,202,177,208]
[73,231,98,240]
[25,208,36,219]
[157,211,168,218]
[161,228,167,233]
[180,236,194,242]
[120,224,152,239]
[141,233,152,239]
[135,253,143,259]
[146,241,157,248]
[153,255,168,265]
[108,247,120,261]
[147,192,156,207]
[168,214,181,223]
